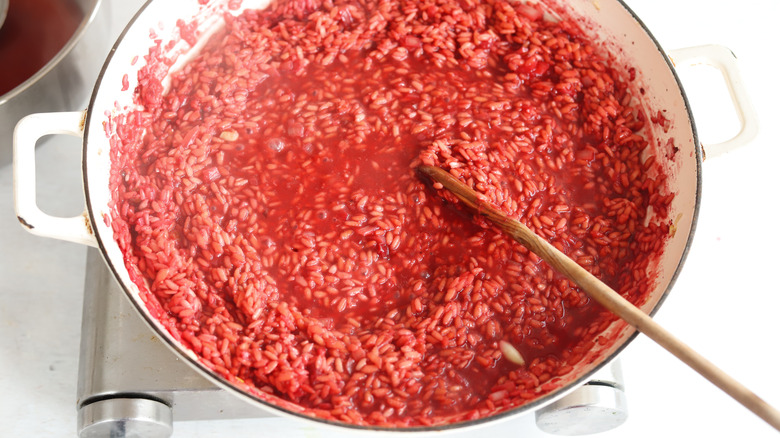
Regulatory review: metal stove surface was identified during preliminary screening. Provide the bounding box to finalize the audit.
[77,249,275,425]
[3,0,779,437]
[76,249,626,438]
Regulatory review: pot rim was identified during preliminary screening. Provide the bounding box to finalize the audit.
[81,0,702,431]
[0,0,103,104]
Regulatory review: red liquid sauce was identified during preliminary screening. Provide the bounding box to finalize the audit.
[205,55,611,406]
[0,0,83,95]
[109,0,673,426]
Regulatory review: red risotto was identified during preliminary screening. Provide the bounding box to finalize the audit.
[109,0,673,427]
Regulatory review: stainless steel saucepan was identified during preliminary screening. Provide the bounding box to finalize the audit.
[0,0,109,166]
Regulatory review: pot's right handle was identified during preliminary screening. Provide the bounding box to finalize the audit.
[14,111,98,247]
[668,45,758,158]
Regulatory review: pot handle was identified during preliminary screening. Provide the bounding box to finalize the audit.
[668,45,758,158]
[13,111,98,247]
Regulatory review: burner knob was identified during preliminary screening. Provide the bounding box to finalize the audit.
[79,397,173,438]
[535,359,628,435]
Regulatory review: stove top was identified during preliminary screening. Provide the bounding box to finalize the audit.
[76,249,627,437]
[77,248,275,419]
[2,1,779,437]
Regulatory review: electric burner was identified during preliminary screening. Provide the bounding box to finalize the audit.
[76,248,628,438]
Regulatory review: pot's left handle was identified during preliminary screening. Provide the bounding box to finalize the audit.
[14,111,98,247]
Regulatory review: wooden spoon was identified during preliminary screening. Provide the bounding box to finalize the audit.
[417,164,780,431]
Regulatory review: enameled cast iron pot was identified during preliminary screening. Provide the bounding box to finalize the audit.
[13,0,757,432]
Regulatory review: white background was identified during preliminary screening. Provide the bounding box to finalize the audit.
[1,0,778,436]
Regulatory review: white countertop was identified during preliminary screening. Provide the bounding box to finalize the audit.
[1,0,778,436]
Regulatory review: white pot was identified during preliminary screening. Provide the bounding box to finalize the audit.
[13,0,756,432]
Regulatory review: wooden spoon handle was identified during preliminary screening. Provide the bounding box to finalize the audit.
[418,165,780,431]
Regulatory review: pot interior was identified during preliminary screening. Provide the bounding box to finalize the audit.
[83,0,699,430]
